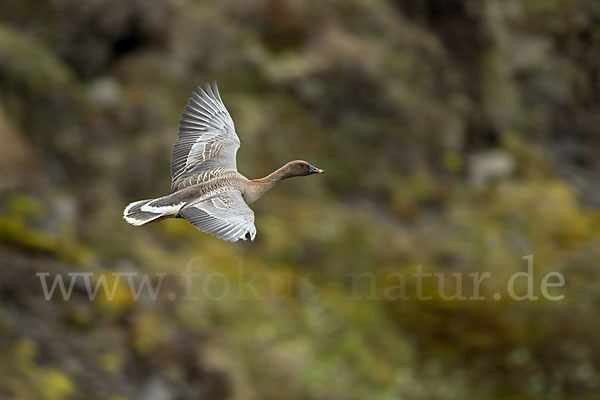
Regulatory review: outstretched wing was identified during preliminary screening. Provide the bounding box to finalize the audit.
[179,190,256,242]
[171,82,240,192]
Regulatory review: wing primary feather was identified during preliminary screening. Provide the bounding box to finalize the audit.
[189,94,215,117]
[205,84,222,113]
[170,83,241,191]
[197,87,220,115]
[212,81,222,103]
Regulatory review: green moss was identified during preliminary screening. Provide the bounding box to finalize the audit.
[99,353,123,374]
[2,339,76,399]
[131,312,168,355]
[0,24,73,96]
[9,193,44,217]
[0,212,93,264]
[0,214,56,254]
[40,369,75,400]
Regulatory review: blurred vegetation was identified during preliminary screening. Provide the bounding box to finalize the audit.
[1,0,600,399]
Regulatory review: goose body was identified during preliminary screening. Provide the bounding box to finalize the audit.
[123,82,323,242]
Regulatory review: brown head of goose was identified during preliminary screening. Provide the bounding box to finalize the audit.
[123,82,324,242]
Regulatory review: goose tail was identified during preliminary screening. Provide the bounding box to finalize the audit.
[123,196,180,226]
[123,199,163,226]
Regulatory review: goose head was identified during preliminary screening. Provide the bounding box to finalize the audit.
[284,160,324,177]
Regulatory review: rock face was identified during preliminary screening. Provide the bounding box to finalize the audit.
[468,150,515,188]
[0,0,172,78]
[0,105,44,190]
[0,0,599,399]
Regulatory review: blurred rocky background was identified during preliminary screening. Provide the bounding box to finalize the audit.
[1,0,600,399]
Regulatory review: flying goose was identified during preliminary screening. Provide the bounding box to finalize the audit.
[123,82,324,242]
